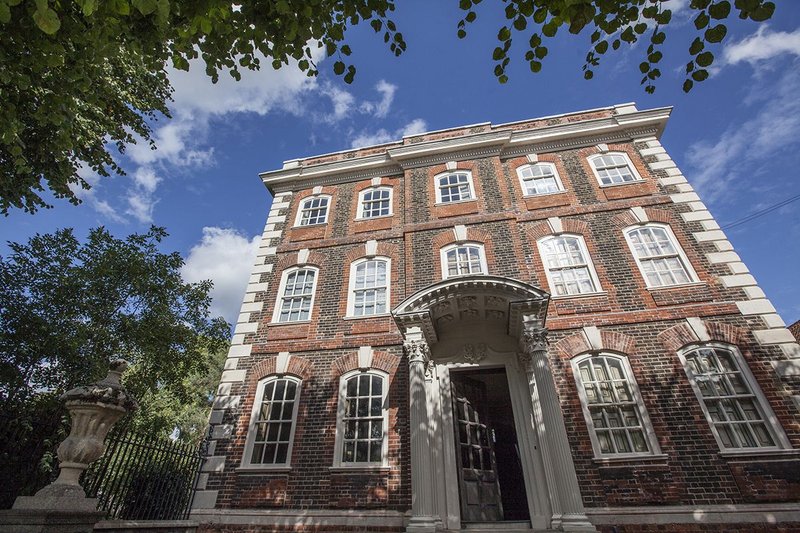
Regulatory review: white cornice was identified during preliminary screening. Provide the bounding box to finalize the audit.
[260,105,672,191]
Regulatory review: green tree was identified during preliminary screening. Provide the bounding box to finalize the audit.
[0,0,774,215]
[0,225,229,405]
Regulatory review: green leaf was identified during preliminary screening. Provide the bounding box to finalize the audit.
[465,11,476,22]
[370,19,382,32]
[492,47,504,60]
[639,61,649,73]
[652,31,666,44]
[692,69,709,81]
[542,20,557,37]
[705,24,727,43]
[533,7,546,24]
[683,79,694,93]
[333,60,345,75]
[709,1,731,18]
[535,46,547,59]
[344,65,356,84]
[594,40,608,54]
[80,0,97,16]
[132,0,157,15]
[498,26,511,40]
[513,16,527,31]
[341,44,352,55]
[32,6,60,34]
[689,37,704,55]
[457,29,467,38]
[459,0,471,9]
[694,11,710,29]
[584,70,593,80]
[648,51,662,63]
[696,51,714,67]
[612,39,620,50]
[634,23,647,34]
[111,0,130,16]
[0,3,10,23]
[530,60,541,73]
[498,74,508,84]
[750,2,774,21]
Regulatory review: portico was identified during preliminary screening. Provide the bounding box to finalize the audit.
[393,275,596,532]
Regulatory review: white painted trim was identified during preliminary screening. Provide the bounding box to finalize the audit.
[439,243,489,279]
[587,151,643,187]
[586,502,800,525]
[433,169,476,204]
[356,186,393,219]
[571,353,663,459]
[190,508,408,528]
[294,194,332,227]
[345,257,392,318]
[332,369,390,468]
[515,162,565,197]
[271,265,320,323]
[536,234,603,297]
[240,375,302,469]
[678,343,792,451]
[623,223,699,288]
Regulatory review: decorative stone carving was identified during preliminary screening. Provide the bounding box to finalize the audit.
[404,338,430,365]
[519,325,549,356]
[11,360,137,516]
[463,342,487,363]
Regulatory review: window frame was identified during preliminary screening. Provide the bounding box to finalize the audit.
[572,352,662,459]
[271,266,319,324]
[588,152,643,187]
[678,343,791,453]
[356,187,393,219]
[516,162,565,197]
[434,170,476,204]
[294,194,332,227]
[624,223,698,289]
[537,234,603,297]
[440,243,489,279]
[333,369,390,469]
[346,257,392,318]
[240,374,302,470]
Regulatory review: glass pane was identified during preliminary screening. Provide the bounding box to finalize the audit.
[358,420,370,438]
[371,398,382,416]
[274,379,286,400]
[347,377,358,397]
[372,375,383,396]
[358,398,369,417]
[613,430,631,453]
[597,431,612,453]
[752,423,775,446]
[359,375,370,395]
[285,380,297,399]
[251,443,264,464]
[458,423,468,444]
[630,430,648,452]
[461,445,471,468]
[370,441,382,462]
[343,442,355,462]
[256,423,267,440]
[472,447,482,469]
[356,441,369,462]
[267,423,280,441]
[263,381,275,401]
[269,402,282,421]
[469,425,478,444]
[345,421,356,439]
[482,449,492,470]
[279,422,291,441]
[346,398,356,417]
[275,443,288,463]
[371,420,382,439]
[264,443,276,463]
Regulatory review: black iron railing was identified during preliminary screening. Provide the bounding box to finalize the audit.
[83,421,209,520]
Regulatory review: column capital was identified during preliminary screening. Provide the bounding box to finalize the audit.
[519,324,549,355]
[404,338,430,365]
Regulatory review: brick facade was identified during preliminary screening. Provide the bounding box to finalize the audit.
[195,104,800,533]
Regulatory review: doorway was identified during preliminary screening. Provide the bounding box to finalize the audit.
[450,367,531,523]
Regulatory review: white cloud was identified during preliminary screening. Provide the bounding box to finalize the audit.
[359,80,397,118]
[132,167,161,193]
[326,86,356,122]
[685,67,800,203]
[723,26,800,66]
[126,190,157,224]
[351,118,428,149]
[181,227,261,323]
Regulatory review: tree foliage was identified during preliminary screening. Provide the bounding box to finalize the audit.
[0,1,774,215]
[456,0,775,92]
[0,0,405,215]
[0,225,229,405]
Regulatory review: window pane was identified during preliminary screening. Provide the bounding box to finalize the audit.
[341,373,386,464]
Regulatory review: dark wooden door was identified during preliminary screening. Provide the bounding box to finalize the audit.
[451,375,504,522]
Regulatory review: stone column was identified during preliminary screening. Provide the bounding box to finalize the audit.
[518,320,596,532]
[404,327,438,532]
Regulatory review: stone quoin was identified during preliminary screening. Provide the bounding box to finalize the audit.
[192,103,800,533]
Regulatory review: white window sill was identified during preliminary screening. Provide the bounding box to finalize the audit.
[434,198,477,206]
[329,465,391,473]
[293,222,328,228]
[343,313,392,321]
[236,465,292,473]
[593,453,669,466]
[355,214,393,221]
[269,320,312,326]
[645,281,705,291]
[522,190,566,198]
[719,448,799,460]
[598,179,645,188]
[551,291,608,300]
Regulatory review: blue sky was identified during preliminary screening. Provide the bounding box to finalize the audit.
[3,0,800,327]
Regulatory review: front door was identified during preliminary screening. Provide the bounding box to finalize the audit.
[451,375,504,522]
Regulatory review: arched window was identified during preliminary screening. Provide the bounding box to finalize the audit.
[537,235,601,296]
[517,163,564,196]
[572,353,660,457]
[242,375,301,468]
[435,171,475,204]
[295,195,331,226]
[441,243,487,278]
[588,153,641,186]
[273,266,318,323]
[347,258,390,317]
[679,344,790,451]
[625,224,696,287]
[334,370,389,466]
[357,187,392,219]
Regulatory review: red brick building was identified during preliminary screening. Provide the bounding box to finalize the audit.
[193,104,800,532]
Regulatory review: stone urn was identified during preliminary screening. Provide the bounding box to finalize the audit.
[12,359,138,512]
